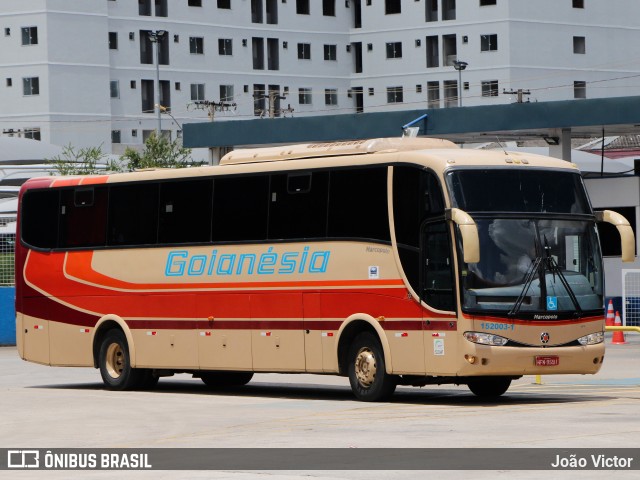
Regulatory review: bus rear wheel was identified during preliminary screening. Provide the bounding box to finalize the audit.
[200,371,254,388]
[348,332,396,402]
[98,329,143,390]
[467,377,511,398]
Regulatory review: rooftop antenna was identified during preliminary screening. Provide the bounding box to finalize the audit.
[402,113,428,138]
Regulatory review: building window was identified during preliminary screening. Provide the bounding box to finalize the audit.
[175,82,181,91]
[4,28,10,36]
[189,0,202,6]
[481,80,499,97]
[573,36,586,54]
[190,37,204,54]
[131,80,137,89]
[386,42,402,59]
[191,83,205,101]
[220,84,234,101]
[324,44,337,61]
[218,0,231,7]
[298,43,311,60]
[442,0,456,20]
[480,34,498,51]
[479,0,496,5]
[139,0,152,16]
[427,81,440,108]
[573,0,584,8]
[111,130,121,144]
[155,0,168,17]
[21,26,38,46]
[325,88,337,105]
[252,37,265,69]
[574,81,586,99]
[218,38,232,55]
[108,32,118,50]
[6,78,12,87]
[368,87,374,96]
[24,128,41,141]
[385,0,401,14]
[299,88,312,104]
[297,0,310,14]
[252,0,263,23]
[141,79,154,112]
[110,80,120,98]
[387,86,403,103]
[323,0,336,16]
[267,37,279,70]
[23,77,39,96]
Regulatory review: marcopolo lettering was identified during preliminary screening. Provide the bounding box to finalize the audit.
[165,246,331,277]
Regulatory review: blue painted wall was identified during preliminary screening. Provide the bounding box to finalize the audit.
[0,287,15,345]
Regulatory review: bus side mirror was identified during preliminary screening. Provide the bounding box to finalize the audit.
[595,210,635,263]
[447,208,480,264]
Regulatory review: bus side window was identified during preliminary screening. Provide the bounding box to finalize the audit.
[22,189,59,249]
[213,175,269,242]
[108,183,159,246]
[60,187,108,248]
[268,172,328,240]
[159,179,213,244]
[328,167,390,242]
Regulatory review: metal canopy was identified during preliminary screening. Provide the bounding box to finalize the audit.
[183,96,640,148]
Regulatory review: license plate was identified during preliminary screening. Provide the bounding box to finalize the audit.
[535,355,559,366]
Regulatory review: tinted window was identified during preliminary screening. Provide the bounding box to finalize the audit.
[108,183,158,246]
[328,167,390,241]
[213,175,269,242]
[393,166,444,292]
[22,189,59,248]
[60,187,108,248]
[269,172,329,239]
[159,179,212,244]
[448,170,590,214]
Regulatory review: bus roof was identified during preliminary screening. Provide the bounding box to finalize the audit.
[20,138,581,190]
[219,137,458,165]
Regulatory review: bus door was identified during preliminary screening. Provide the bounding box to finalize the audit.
[421,220,457,375]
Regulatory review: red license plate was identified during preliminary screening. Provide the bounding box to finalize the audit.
[536,355,559,366]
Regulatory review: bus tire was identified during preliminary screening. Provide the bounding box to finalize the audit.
[348,332,396,402]
[200,371,254,388]
[98,329,143,390]
[467,377,511,398]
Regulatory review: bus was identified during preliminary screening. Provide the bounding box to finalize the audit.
[15,137,634,401]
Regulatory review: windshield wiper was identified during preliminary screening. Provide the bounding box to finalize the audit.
[543,236,583,318]
[508,253,543,317]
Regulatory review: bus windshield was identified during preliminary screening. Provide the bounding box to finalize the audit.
[447,169,602,317]
[457,218,603,316]
[448,169,591,214]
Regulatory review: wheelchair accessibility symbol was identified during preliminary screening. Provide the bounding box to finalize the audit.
[546,296,558,311]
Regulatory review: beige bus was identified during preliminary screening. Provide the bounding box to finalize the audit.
[15,137,634,401]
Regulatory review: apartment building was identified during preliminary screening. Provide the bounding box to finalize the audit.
[1,0,639,153]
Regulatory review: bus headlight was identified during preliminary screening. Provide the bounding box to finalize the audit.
[578,332,604,345]
[464,331,508,346]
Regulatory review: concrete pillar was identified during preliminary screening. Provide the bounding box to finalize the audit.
[548,128,572,161]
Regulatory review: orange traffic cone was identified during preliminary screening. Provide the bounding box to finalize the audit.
[611,311,626,345]
[606,300,615,326]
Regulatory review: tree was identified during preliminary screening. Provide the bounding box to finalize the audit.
[121,132,201,170]
[47,144,122,176]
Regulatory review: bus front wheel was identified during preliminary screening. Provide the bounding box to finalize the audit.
[467,377,511,398]
[98,329,143,390]
[348,332,396,402]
